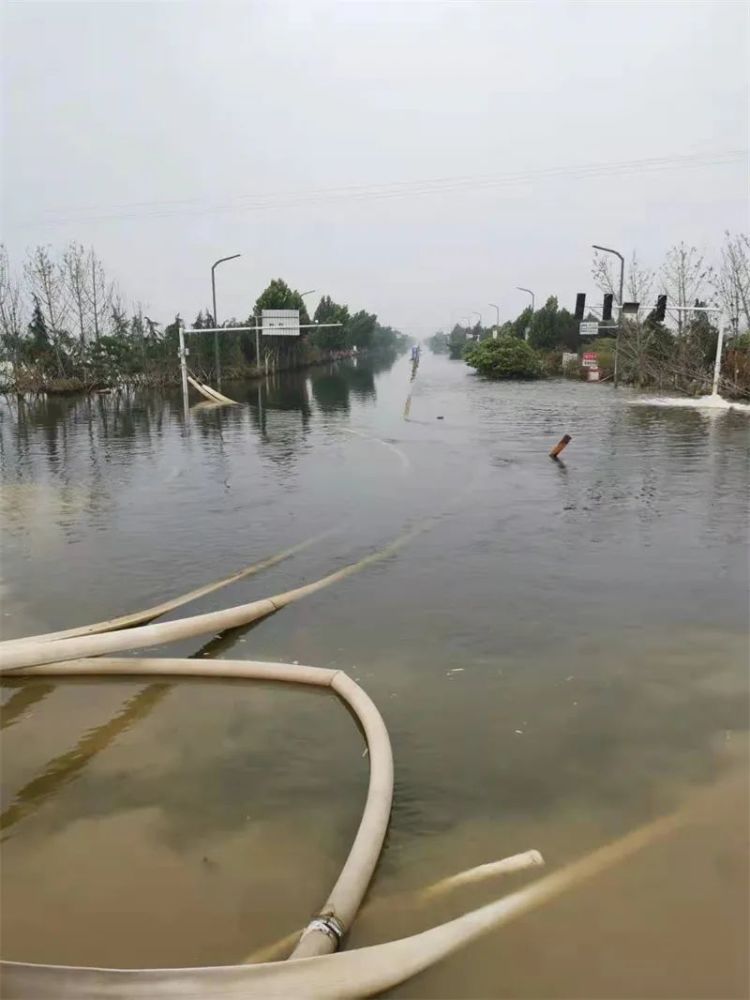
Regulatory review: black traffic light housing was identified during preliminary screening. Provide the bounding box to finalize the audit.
[602,294,614,322]
[574,293,586,321]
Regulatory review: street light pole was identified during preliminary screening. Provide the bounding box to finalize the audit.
[592,244,624,386]
[300,289,317,322]
[489,303,500,339]
[211,253,241,389]
[516,287,535,341]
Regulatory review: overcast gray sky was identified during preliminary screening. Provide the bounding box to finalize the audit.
[2,0,748,335]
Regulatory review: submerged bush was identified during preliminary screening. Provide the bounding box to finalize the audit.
[464,336,544,380]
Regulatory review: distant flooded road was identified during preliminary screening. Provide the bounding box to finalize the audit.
[1,353,748,997]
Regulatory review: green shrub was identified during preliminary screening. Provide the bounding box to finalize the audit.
[593,336,616,378]
[464,336,544,379]
[542,350,563,375]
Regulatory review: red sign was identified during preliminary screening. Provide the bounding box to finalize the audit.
[582,352,598,369]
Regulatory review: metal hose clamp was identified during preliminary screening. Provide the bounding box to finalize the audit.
[303,913,345,949]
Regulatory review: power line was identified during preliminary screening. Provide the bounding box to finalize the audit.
[16,148,747,229]
[32,149,745,219]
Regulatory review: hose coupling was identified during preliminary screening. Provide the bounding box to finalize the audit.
[303,913,345,949]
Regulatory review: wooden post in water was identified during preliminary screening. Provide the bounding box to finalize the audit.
[549,434,571,459]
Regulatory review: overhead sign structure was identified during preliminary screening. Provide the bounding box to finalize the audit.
[262,309,300,336]
[579,321,599,336]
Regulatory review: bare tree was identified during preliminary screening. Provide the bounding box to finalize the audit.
[62,242,92,346]
[86,249,112,342]
[0,245,26,367]
[591,251,618,300]
[626,252,655,308]
[713,232,750,334]
[24,246,69,376]
[110,287,130,336]
[660,242,713,336]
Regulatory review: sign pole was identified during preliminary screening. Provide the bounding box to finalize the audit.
[613,329,620,388]
[255,315,260,375]
[178,320,189,421]
[614,254,624,389]
[710,314,726,397]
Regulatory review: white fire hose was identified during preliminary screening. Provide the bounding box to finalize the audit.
[1,656,685,999]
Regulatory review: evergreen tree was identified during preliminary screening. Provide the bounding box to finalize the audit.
[347,310,377,350]
[28,296,49,350]
[313,295,349,352]
[254,279,311,326]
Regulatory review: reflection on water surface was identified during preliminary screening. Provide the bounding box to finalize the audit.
[1,354,747,995]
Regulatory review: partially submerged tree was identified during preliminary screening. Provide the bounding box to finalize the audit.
[0,245,25,367]
[24,297,58,376]
[346,310,377,350]
[313,295,350,352]
[464,335,543,379]
[24,246,69,376]
[86,249,112,343]
[253,278,313,371]
[528,296,578,351]
[62,242,92,346]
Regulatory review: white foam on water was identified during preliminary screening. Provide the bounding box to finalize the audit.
[629,393,750,413]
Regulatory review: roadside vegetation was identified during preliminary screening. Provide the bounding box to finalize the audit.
[428,233,750,398]
[464,336,543,380]
[0,245,409,394]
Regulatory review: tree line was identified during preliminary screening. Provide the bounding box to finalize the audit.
[0,245,409,392]
[428,233,750,396]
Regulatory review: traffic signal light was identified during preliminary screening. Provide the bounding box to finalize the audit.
[574,293,586,320]
[602,294,614,322]
[654,294,667,323]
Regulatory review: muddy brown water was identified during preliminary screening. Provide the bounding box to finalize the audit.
[1,353,748,997]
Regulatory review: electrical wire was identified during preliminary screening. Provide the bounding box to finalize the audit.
[20,149,747,229]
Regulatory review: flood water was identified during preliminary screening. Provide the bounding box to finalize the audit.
[1,352,748,997]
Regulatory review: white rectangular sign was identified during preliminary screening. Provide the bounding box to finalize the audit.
[582,352,598,369]
[262,309,300,336]
[579,321,599,336]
